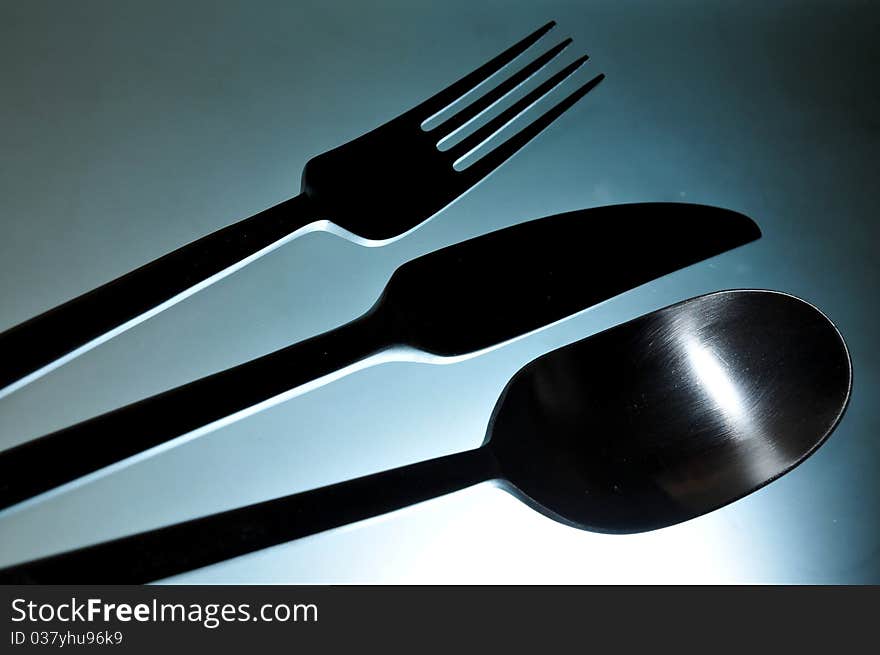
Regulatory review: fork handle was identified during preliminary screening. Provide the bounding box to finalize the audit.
[0,193,319,397]
[0,308,390,510]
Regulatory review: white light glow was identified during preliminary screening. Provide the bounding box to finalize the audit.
[684,338,745,422]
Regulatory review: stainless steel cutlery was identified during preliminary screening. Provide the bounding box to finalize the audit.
[0,19,853,584]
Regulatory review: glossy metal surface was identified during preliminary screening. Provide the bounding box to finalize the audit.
[0,290,851,582]
[0,203,758,510]
[492,290,853,533]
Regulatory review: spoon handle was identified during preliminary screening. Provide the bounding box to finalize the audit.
[0,447,497,583]
[0,193,319,399]
[0,311,388,511]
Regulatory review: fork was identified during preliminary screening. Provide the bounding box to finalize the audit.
[0,21,604,399]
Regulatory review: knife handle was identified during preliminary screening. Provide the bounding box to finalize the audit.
[0,448,496,583]
[0,193,319,398]
[0,309,389,511]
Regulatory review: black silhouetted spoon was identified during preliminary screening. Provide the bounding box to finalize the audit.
[0,203,759,510]
[0,290,851,583]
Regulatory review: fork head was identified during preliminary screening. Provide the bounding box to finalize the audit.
[301,22,605,241]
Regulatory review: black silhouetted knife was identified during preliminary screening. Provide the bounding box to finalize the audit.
[0,203,760,510]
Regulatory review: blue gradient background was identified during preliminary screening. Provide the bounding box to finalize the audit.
[0,1,877,583]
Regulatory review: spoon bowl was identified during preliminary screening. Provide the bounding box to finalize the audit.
[490,290,852,533]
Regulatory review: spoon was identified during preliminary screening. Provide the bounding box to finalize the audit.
[0,289,851,583]
[0,202,759,510]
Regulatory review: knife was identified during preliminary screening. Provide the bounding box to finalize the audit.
[0,202,760,510]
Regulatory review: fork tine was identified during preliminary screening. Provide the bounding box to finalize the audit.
[458,72,605,182]
[447,55,591,162]
[429,37,573,140]
[416,21,556,120]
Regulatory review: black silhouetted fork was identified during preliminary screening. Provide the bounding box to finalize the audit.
[0,21,604,398]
